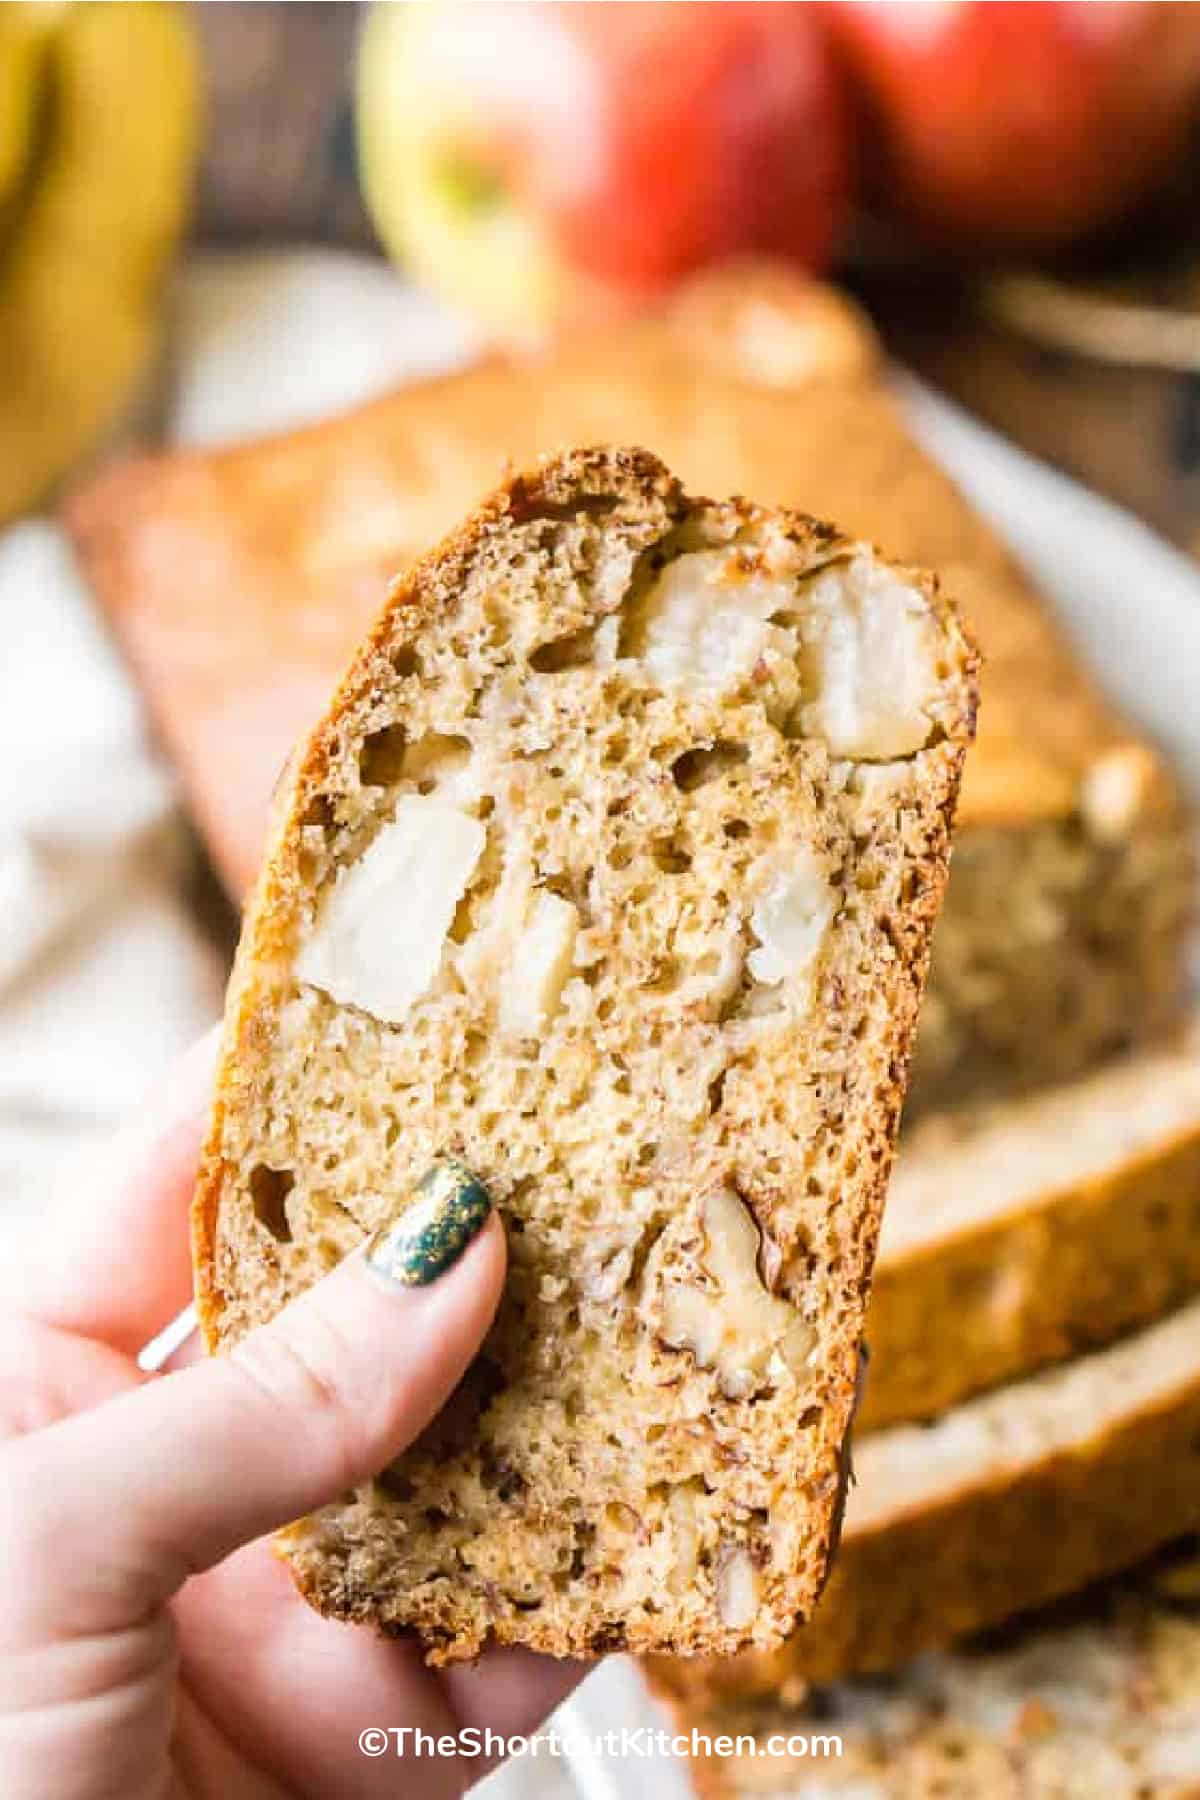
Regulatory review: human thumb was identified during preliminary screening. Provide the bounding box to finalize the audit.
[0,1162,505,1645]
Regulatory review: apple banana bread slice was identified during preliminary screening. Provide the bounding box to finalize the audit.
[194,446,977,1663]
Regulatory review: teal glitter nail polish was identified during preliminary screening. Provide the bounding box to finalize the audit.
[366,1156,493,1287]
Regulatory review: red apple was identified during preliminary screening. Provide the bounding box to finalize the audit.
[358,1,853,339]
[828,2,1200,252]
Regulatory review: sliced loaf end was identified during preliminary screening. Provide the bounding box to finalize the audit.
[194,446,977,1663]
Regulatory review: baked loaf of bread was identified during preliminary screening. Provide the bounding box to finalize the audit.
[680,1538,1200,1798]
[652,1291,1200,1703]
[65,265,1193,1114]
[862,1029,1200,1431]
[194,447,977,1663]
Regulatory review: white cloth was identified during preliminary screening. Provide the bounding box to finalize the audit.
[171,248,479,446]
[0,524,221,1210]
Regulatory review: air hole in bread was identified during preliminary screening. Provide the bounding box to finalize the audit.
[447,892,475,945]
[724,818,751,840]
[672,741,750,792]
[509,487,617,526]
[652,839,693,874]
[358,723,408,787]
[717,970,760,1026]
[249,1164,295,1242]
[564,1389,585,1424]
[376,1466,415,1502]
[605,1500,646,1539]
[529,626,597,672]
[358,725,473,794]
[402,732,473,793]
[299,792,333,832]
[391,644,421,679]
[644,957,682,995]
[497,1467,528,1504]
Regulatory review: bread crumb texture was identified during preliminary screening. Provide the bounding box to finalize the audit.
[194,448,977,1663]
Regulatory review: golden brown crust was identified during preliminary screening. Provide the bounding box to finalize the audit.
[194,445,976,1663]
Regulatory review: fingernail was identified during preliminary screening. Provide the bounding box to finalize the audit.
[365,1157,493,1288]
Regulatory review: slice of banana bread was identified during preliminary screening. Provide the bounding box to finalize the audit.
[862,1027,1200,1431]
[194,447,977,1663]
[680,1539,1200,1799]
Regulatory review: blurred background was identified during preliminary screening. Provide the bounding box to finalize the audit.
[4,4,1200,1793]
[200,0,1200,546]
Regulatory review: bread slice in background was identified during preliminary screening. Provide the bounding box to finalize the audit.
[677,1537,1200,1798]
[64,264,1193,1116]
[652,1290,1200,1703]
[862,1028,1200,1432]
[194,446,977,1663]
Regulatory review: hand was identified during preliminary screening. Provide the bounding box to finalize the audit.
[0,1034,583,1799]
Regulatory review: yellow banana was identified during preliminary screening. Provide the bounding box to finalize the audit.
[0,1,200,524]
[0,5,59,221]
